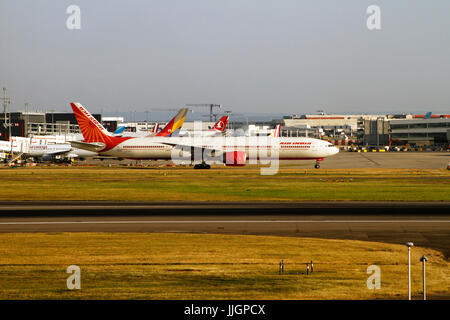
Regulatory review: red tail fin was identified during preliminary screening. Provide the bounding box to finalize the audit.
[70,102,114,144]
[210,116,229,132]
[155,108,188,137]
[272,124,281,137]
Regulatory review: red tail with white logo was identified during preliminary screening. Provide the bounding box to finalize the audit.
[210,116,229,132]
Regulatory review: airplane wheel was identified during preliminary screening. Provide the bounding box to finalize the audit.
[314,164,320,169]
[194,163,211,169]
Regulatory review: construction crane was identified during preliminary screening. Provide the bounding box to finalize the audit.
[151,108,190,112]
[185,104,222,122]
[151,108,193,118]
[149,108,193,127]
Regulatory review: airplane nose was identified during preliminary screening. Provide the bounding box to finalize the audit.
[333,147,339,155]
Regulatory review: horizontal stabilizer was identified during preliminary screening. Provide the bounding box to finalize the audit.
[70,141,106,152]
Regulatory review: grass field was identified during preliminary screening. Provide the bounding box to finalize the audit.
[0,233,448,299]
[0,166,449,201]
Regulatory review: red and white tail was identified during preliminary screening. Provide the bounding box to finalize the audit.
[210,116,229,132]
[70,102,114,144]
[271,125,281,137]
[152,123,159,133]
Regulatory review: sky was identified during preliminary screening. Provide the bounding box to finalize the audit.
[1,0,449,119]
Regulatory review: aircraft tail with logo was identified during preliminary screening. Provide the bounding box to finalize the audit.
[148,108,188,137]
[270,125,281,137]
[70,102,130,152]
[113,126,126,136]
[151,123,159,134]
[209,116,229,132]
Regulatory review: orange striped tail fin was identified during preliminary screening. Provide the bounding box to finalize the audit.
[70,102,114,144]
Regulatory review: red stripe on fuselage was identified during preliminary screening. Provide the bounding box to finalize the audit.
[100,136,133,152]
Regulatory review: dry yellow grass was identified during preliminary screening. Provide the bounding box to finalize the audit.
[0,233,448,299]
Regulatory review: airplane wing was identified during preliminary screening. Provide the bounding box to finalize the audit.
[158,140,247,166]
[69,141,106,152]
[158,141,224,153]
[44,150,72,156]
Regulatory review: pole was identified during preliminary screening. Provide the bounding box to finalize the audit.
[51,110,54,134]
[406,242,414,300]
[3,88,6,130]
[2,87,12,141]
[420,256,428,300]
[408,246,411,300]
[25,102,29,136]
[422,259,426,300]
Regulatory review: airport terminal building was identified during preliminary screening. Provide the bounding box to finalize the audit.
[1,110,449,147]
[390,117,449,145]
[282,113,450,146]
[0,112,101,141]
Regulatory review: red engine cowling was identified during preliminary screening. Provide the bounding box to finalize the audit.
[224,151,246,166]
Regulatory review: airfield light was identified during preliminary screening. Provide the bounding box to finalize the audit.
[405,242,414,300]
[420,256,428,300]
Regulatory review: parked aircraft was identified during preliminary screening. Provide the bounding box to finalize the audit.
[179,116,229,137]
[70,102,339,169]
[21,144,97,162]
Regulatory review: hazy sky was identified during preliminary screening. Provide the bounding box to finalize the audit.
[1,0,449,116]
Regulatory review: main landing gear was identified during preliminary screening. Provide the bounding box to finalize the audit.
[314,158,324,169]
[194,163,211,169]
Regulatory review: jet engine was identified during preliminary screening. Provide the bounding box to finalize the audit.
[223,151,246,166]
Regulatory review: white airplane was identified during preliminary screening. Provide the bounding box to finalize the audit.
[23,144,97,162]
[178,116,229,137]
[70,102,339,169]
